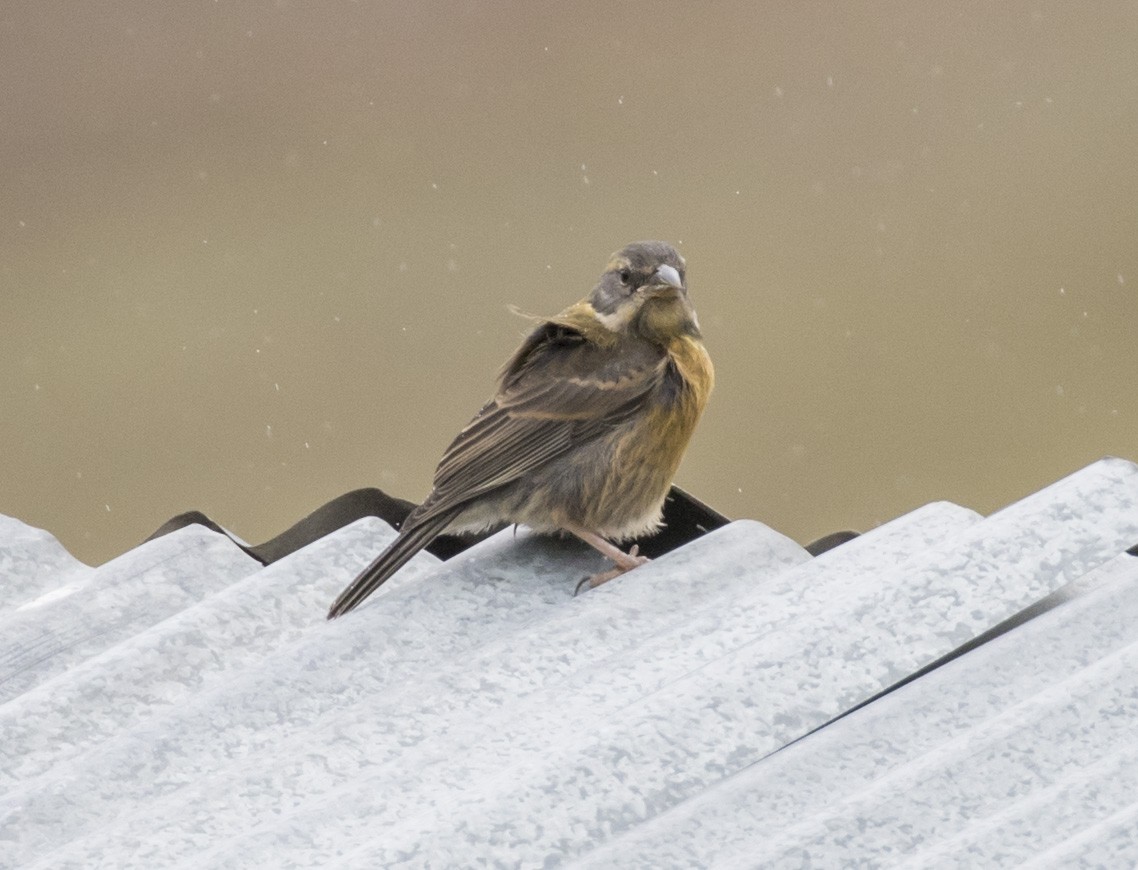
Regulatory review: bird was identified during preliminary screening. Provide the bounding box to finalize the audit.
[327,240,714,618]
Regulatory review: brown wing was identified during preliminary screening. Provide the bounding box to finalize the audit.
[408,320,667,527]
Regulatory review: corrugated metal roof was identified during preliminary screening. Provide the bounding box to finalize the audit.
[2,457,1137,868]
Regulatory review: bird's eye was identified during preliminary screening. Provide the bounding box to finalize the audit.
[618,269,631,285]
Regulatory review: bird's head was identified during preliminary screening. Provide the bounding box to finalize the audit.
[588,241,701,345]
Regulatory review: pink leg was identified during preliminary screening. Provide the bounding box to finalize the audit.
[561,522,650,593]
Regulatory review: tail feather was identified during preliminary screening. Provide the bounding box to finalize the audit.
[327,510,457,619]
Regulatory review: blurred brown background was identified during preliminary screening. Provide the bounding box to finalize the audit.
[2,1,1136,565]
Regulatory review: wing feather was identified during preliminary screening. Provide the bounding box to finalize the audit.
[408,319,666,526]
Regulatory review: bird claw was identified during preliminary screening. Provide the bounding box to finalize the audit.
[573,545,650,595]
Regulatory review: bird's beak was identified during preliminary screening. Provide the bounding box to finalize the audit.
[650,263,684,291]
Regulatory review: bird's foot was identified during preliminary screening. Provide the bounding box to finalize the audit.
[574,545,650,595]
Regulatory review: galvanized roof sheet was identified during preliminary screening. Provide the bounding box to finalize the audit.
[2,457,1136,868]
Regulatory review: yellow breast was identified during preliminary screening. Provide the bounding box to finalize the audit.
[594,334,714,538]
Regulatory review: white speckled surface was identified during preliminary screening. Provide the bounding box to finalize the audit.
[0,515,91,609]
[1,458,1136,868]
[0,526,259,703]
[581,553,1138,869]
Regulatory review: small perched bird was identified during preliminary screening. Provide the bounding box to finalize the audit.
[327,241,713,618]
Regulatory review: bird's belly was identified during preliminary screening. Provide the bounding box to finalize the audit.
[492,396,699,541]
[591,402,698,538]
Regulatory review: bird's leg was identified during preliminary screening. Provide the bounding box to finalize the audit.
[574,549,640,595]
[568,526,646,570]
[561,522,650,594]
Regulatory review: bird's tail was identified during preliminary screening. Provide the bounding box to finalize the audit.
[327,509,457,619]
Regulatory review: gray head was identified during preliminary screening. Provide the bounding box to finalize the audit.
[589,241,688,317]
